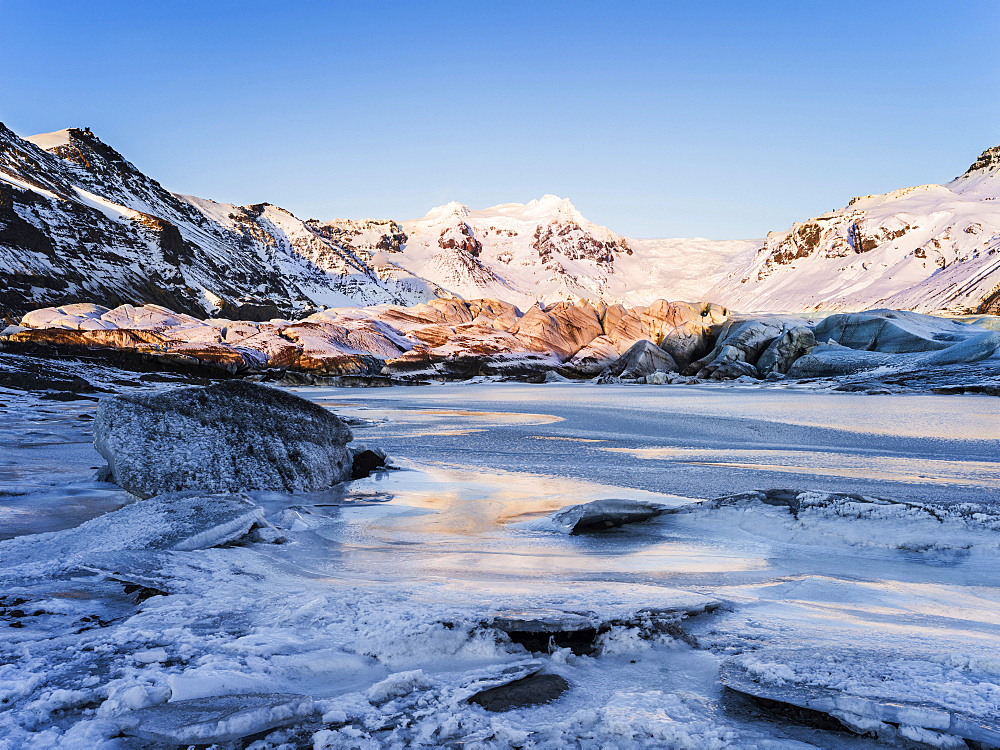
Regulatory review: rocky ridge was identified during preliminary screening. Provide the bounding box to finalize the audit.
[4,122,1000,319]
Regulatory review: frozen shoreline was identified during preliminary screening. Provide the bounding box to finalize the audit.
[1,376,998,748]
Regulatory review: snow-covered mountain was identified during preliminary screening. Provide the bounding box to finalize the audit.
[709,146,1000,314]
[316,197,757,309]
[5,122,999,320]
[0,124,753,320]
[0,125,439,320]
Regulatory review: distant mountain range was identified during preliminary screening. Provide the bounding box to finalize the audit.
[1,123,998,320]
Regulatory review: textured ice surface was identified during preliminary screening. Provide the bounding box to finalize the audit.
[722,652,1000,748]
[0,491,263,577]
[115,692,316,744]
[2,381,998,748]
[93,380,353,497]
[678,489,1000,556]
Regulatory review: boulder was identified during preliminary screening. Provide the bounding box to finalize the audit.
[756,325,816,376]
[601,340,679,381]
[687,318,788,377]
[560,335,622,377]
[469,672,569,712]
[645,370,669,385]
[641,300,729,370]
[350,445,389,479]
[94,381,353,498]
[711,360,760,380]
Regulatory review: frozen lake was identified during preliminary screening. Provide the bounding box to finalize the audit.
[302,382,1000,505]
[1,379,998,748]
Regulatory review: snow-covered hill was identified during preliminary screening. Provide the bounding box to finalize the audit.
[709,146,1000,314]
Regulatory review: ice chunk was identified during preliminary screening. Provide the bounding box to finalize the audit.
[93,381,354,498]
[549,498,667,534]
[0,491,264,576]
[487,610,599,654]
[721,652,1000,748]
[116,693,315,745]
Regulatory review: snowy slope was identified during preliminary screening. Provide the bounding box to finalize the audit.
[320,195,757,308]
[709,146,1000,314]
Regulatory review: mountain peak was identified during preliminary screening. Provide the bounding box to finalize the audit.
[24,128,76,152]
[958,145,1000,177]
[948,145,1000,199]
[422,201,471,222]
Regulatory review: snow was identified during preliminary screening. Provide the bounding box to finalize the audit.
[24,128,73,152]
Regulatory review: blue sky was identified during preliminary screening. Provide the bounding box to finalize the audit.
[1,1,997,238]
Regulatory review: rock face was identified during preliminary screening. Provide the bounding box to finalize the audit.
[601,340,679,381]
[687,317,793,379]
[11,300,998,384]
[756,325,816,377]
[11,298,732,381]
[93,382,353,498]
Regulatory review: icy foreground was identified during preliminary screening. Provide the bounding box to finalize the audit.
[1,379,999,748]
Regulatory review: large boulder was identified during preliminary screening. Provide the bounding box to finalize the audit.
[94,381,353,498]
[600,340,679,381]
[814,310,977,353]
[756,325,816,376]
[638,300,728,370]
[686,317,796,378]
[559,335,622,377]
